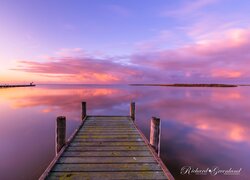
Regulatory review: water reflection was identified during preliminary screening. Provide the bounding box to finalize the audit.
[0,85,249,180]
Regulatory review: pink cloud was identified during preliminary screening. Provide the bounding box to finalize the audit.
[12,55,159,83]
[12,28,250,84]
[211,70,242,78]
[131,28,250,83]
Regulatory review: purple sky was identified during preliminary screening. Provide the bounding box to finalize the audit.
[1,0,250,84]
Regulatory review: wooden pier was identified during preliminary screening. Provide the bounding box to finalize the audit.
[0,84,35,88]
[40,102,174,180]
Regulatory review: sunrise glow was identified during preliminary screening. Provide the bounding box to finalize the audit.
[0,0,249,84]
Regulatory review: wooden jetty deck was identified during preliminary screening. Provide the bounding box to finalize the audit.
[40,102,174,180]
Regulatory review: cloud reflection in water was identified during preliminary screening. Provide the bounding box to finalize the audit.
[0,85,249,179]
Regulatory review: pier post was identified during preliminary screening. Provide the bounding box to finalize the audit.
[81,101,86,120]
[56,116,66,153]
[130,102,135,121]
[150,117,161,156]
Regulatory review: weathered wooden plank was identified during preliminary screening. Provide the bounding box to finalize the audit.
[81,126,135,128]
[74,137,141,140]
[75,134,141,139]
[78,130,137,133]
[77,132,140,135]
[84,121,132,123]
[47,171,168,180]
[69,141,145,146]
[87,116,128,117]
[80,127,135,130]
[73,139,144,143]
[79,129,137,132]
[82,126,134,128]
[62,151,152,157]
[73,138,144,142]
[52,163,162,172]
[85,120,132,122]
[87,116,129,120]
[84,120,133,125]
[84,120,132,122]
[85,124,134,125]
[83,124,134,127]
[79,130,135,134]
[42,115,172,180]
[67,146,148,151]
[58,156,156,163]
[85,121,132,123]
[80,127,136,130]
[81,125,133,127]
[77,132,139,136]
[79,130,137,132]
[81,127,135,130]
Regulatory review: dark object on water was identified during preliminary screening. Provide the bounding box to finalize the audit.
[0,84,36,88]
[130,83,237,87]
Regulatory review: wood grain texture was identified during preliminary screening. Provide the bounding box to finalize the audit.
[43,116,171,180]
[73,138,144,142]
[69,141,145,146]
[75,134,141,139]
[52,163,162,171]
[57,156,156,163]
[67,146,148,151]
[47,171,168,180]
[62,151,152,157]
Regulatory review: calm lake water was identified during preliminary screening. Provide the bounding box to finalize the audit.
[0,84,249,180]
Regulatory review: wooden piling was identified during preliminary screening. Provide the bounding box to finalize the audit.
[150,117,161,156]
[81,102,86,120]
[41,111,174,179]
[130,102,135,121]
[56,116,66,153]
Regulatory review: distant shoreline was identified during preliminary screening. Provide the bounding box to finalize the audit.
[130,84,238,87]
[0,84,36,88]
